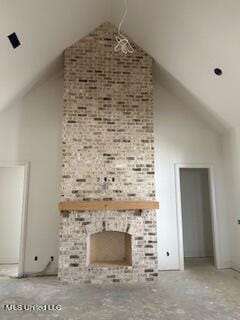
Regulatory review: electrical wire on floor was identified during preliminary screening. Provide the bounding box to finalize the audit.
[10,260,57,279]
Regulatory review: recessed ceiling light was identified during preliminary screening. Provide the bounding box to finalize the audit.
[214,68,222,76]
[8,32,21,49]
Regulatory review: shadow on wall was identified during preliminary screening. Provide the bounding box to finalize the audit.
[0,74,64,274]
[153,62,229,134]
[1,54,64,114]
[17,74,63,274]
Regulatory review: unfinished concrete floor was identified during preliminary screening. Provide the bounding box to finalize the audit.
[0,259,239,320]
[0,264,18,278]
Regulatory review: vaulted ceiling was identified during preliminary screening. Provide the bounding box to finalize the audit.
[1,0,240,130]
[110,0,240,130]
[0,0,109,110]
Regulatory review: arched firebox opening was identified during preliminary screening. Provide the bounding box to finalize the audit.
[87,231,132,267]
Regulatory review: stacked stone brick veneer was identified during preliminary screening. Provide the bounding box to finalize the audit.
[59,22,158,284]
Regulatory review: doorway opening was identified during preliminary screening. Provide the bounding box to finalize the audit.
[175,165,220,270]
[0,163,29,278]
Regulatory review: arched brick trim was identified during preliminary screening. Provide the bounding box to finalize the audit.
[86,221,136,236]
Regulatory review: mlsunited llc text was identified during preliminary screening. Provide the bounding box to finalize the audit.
[1,304,62,312]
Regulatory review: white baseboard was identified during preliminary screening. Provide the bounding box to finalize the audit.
[232,263,240,273]
[217,260,232,269]
[0,259,18,264]
[184,252,213,258]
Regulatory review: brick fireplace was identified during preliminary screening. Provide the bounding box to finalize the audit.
[58,22,158,284]
[88,231,132,267]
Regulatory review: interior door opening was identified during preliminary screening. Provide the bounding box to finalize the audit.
[179,168,215,268]
[0,164,28,278]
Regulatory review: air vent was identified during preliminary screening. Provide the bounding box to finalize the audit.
[8,32,21,49]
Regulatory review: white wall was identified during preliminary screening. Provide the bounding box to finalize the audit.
[110,0,240,129]
[0,167,24,264]
[0,75,63,273]
[222,127,240,271]
[0,73,232,273]
[180,169,213,258]
[154,84,231,270]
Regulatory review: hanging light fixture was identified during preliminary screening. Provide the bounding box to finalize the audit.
[114,0,134,54]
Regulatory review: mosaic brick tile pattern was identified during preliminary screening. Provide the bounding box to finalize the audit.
[62,22,155,201]
[59,22,158,284]
[59,210,158,284]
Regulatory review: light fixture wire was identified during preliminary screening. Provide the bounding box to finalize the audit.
[114,0,134,54]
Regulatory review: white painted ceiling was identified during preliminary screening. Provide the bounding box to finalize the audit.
[110,0,240,129]
[1,0,240,130]
[0,0,109,109]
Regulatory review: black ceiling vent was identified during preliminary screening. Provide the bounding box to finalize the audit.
[214,68,223,76]
[8,32,21,49]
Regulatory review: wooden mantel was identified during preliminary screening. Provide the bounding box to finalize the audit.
[59,200,159,213]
